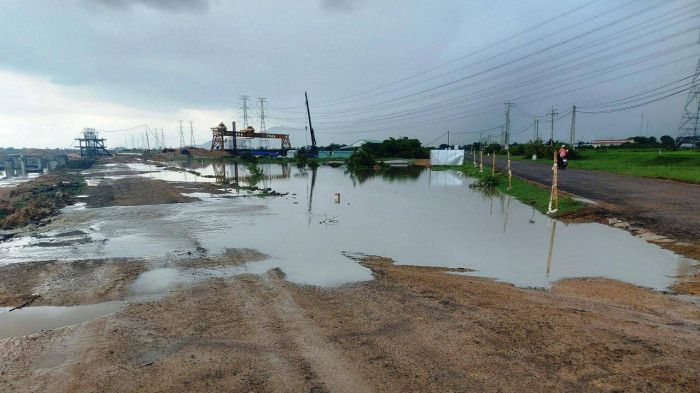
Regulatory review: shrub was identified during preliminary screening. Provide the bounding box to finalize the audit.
[294,148,308,167]
[470,173,501,188]
[361,137,429,159]
[347,149,376,169]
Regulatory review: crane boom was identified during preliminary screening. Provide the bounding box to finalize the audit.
[305,91,318,154]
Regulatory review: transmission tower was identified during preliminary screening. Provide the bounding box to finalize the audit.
[258,97,267,133]
[239,95,251,129]
[677,58,700,144]
[179,120,185,148]
[189,121,195,146]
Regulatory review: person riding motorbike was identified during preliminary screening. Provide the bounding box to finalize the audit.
[557,145,569,169]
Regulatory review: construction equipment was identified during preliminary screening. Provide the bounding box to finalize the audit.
[210,123,291,153]
[305,91,318,157]
[76,128,112,157]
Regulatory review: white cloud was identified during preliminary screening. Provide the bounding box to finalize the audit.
[0,69,229,148]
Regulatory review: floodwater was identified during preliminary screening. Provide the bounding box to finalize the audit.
[0,162,696,338]
[1,162,693,291]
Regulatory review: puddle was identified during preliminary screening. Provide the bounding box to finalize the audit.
[0,302,123,339]
[0,164,695,291]
[132,268,181,294]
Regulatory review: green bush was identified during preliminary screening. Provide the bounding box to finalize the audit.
[246,163,264,185]
[361,137,429,159]
[347,148,376,169]
[469,173,501,188]
[293,148,308,167]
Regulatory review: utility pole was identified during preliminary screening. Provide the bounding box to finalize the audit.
[239,95,251,129]
[161,129,165,149]
[145,131,150,150]
[257,97,267,133]
[569,105,576,147]
[534,119,540,141]
[179,120,186,148]
[504,102,514,149]
[546,107,558,145]
[189,121,195,146]
[447,131,450,147]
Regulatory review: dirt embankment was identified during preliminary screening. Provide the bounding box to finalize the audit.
[87,177,197,208]
[0,171,85,230]
[2,256,698,392]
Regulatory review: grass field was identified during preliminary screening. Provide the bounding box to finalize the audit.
[516,149,700,184]
[434,165,585,216]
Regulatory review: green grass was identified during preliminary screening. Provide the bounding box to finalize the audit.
[434,164,585,216]
[514,149,700,184]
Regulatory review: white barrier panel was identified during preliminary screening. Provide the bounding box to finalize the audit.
[430,149,464,166]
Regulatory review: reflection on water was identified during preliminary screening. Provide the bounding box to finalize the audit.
[347,165,424,186]
[1,163,695,291]
[546,220,557,277]
[0,301,123,338]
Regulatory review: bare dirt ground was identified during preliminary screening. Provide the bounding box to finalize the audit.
[0,259,147,308]
[87,178,197,208]
[1,256,699,392]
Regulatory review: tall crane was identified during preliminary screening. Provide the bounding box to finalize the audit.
[305,91,318,156]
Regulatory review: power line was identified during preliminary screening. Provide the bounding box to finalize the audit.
[311,0,684,111]
[312,0,634,107]
[275,1,697,119]
[271,27,698,129]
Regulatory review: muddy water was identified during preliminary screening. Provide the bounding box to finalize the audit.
[0,302,123,338]
[0,163,694,291]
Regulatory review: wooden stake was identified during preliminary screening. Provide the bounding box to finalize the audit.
[547,150,559,214]
[491,152,496,176]
[507,150,512,190]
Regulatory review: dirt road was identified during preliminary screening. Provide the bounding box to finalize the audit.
[1,255,699,392]
[495,157,700,242]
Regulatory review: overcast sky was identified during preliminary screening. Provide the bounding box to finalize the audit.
[0,0,698,148]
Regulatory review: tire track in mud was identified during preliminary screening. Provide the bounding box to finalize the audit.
[237,272,373,393]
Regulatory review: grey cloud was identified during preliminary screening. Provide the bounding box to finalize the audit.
[88,0,210,12]
[320,0,359,12]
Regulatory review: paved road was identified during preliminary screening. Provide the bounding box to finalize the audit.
[493,158,700,241]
